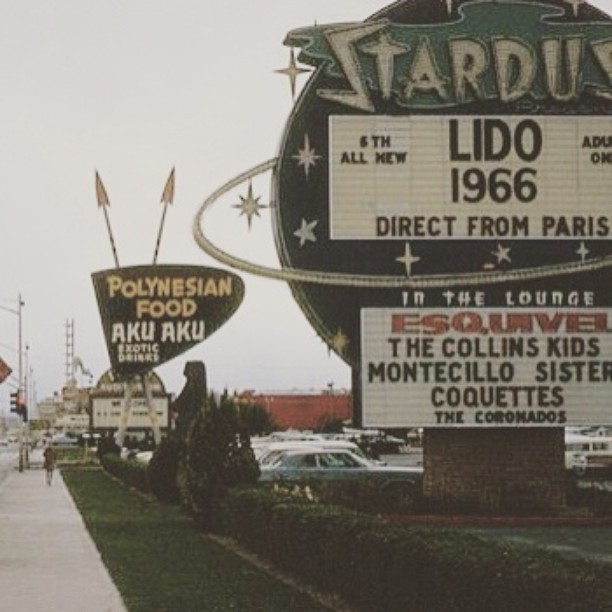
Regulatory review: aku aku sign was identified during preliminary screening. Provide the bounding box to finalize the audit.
[93,265,244,377]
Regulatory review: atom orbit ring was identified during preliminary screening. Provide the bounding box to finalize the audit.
[193,159,612,289]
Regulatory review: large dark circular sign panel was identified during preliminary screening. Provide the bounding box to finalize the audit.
[272,0,612,427]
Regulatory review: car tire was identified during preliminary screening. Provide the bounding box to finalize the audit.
[382,481,417,512]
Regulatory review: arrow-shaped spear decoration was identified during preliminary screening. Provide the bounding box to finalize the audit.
[153,167,175,265]
[95,170,120,268]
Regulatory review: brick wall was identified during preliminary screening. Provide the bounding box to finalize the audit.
[423,428,566,514]
[237,392,352,430]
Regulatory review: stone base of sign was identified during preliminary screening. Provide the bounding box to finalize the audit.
[422,428,566,515]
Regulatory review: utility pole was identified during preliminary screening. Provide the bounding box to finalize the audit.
[0,293,26,470]
[17,294,22,398]
[17,294,25,472]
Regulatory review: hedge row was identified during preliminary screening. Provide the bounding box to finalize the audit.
[50,446,96,466]
[100,454,150,494]
[99,455,612,611]
[212,487,612,612]
[568,477,612,516]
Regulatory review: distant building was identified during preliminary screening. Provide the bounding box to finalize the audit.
[236,389,352,430]
[55,413,89,431]
[37,389,90,434]
[90,370,170,437]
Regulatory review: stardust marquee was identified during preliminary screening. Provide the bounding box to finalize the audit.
[272,0,612,427]
[330,115,612,240]
[362,307,612,427]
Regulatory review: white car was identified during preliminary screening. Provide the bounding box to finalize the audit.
[134,451,153,464]
[565,433,612,475]
[252,432,326,459]
[51,434,78,446]
[258,440,383,467]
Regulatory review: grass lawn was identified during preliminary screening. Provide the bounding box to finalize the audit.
[62,468,332,612]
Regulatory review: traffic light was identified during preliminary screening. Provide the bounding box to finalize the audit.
[9,392,26,420]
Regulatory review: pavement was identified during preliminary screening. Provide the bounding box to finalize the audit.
[0,448,126,612]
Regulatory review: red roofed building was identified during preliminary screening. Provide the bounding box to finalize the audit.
[236,389,352,430]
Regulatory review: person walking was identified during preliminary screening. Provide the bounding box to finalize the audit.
[43,443,56,485]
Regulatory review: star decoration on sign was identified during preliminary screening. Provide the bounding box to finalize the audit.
[361,33,410,100]
[294,218,318,247]
[275,48,310,100]
[396,242,420,276]
[292,133,321,180]
[492,243,512,265]
[329,328,349,357]
[232,181,267,230]
[576,241,589,263]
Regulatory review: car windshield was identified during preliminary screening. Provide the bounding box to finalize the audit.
[318,452,361,468]
[260,449,287,466]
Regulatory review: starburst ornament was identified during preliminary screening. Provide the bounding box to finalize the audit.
[293,133,321,180]
[329,328,349,356]
[396,242,421,276]
[276,47,311,99]
[232,181,267,230]
[576,242,590,262]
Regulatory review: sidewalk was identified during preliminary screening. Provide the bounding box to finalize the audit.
[0,450,126,612]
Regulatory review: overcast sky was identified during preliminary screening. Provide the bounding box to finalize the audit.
[0,0,611,411]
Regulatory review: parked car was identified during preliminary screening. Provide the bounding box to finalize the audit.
[565,432,612,476]
[257,440,383,467]
[252,432,326,459]
[134,450,153,464]
[259,448,422,502]
[51,433,78,446]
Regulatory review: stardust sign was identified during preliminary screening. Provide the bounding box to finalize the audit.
[362,308,612,427]
[272,0,612,427]
[93,265,244,377]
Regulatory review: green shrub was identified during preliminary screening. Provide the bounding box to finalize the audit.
[147,436,181,504]
[237,401,278,435]
[53,446,94,464]
[97,435,120,459]
[316,413,345,434]
[211,487,612,612]
[178,392,259,528]
[101,454,149,494]
[567,476,612,516]
[314,478,421,514]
